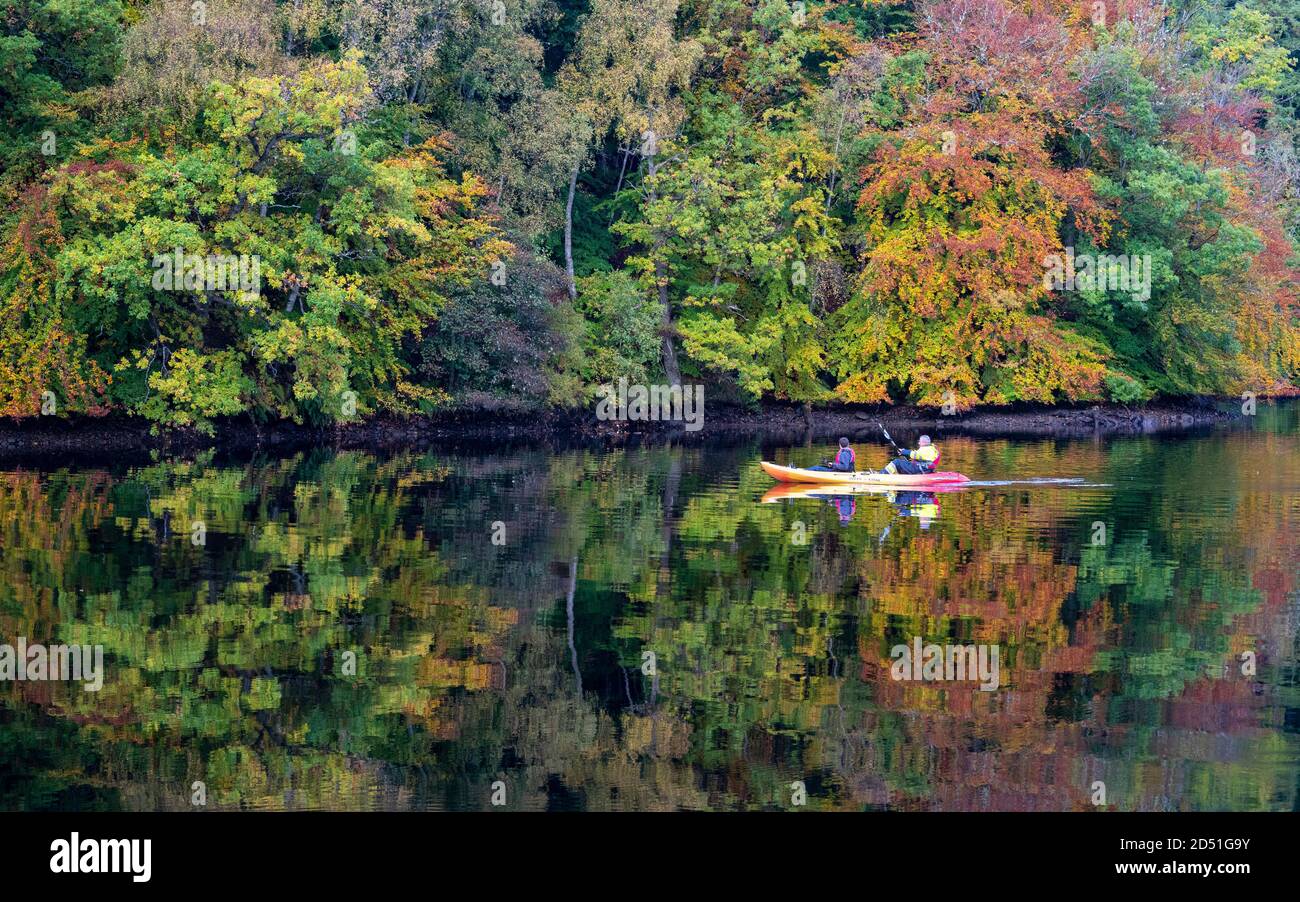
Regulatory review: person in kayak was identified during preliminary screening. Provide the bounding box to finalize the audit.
[808,438,856,472]
[888,490,941,529]
[826,495,856,524]
[884,435,940,475]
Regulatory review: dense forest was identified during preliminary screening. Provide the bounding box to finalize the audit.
[3,0,1299,432]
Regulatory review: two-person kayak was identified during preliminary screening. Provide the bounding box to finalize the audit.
[760,461,970,488]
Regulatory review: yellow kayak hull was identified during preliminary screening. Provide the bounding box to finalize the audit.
[760,461,969,487]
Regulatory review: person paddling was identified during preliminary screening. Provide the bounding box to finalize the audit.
[809,437,856,472]
[884,435,939,475]
[887,490,941,529]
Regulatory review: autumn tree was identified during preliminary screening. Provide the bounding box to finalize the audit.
[834,0,1112,409]
[89,0,294,137]
[4,52,506,431]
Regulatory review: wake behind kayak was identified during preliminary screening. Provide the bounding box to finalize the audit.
[760,461,970,487]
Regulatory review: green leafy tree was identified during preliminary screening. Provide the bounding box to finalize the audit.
[0,0,123,181]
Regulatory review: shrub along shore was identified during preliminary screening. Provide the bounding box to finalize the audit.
[0,396,1268,459]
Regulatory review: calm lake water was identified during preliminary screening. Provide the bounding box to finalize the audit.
[2,405,1297,812]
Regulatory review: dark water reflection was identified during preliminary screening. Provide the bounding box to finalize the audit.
[2,405,1298,811]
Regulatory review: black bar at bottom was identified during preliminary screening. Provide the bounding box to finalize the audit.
[0,810,1283,889]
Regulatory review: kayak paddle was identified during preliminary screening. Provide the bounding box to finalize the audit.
[878,422,904,457]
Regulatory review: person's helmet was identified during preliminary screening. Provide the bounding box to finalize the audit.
[918,435,932,446]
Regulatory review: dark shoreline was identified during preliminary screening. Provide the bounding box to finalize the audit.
[0,396,1273,462]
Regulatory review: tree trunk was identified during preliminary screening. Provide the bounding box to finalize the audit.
[658,261,679,385]
[609,145,631,225]
[564,164,579,300]
[566,555,581,694]
[646,153,679,385]
[826,105,846,212]
[648,454,681,723]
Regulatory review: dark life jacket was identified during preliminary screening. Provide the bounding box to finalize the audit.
[833,446,856,472]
